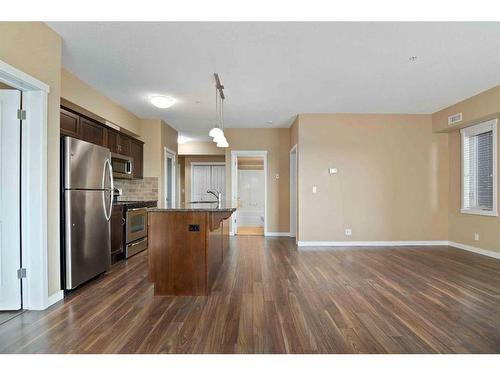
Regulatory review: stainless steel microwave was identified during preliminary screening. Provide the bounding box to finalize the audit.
[111,153,133,179]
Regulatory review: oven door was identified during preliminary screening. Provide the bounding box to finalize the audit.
[126,208,148,243]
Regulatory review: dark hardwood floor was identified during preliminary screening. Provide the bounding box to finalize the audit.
[1,236,500,353]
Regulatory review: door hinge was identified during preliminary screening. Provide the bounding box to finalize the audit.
[17,268,27,279]
[17,109,26,121]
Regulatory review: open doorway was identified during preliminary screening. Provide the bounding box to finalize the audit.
[231,151,267,236]
[164,148,176,208]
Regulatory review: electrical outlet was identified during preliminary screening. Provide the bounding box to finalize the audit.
[345,228,352,236]
[474,233,480,241]
[275,173,280,180]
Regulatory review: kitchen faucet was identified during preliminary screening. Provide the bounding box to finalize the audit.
[207,189,222,204]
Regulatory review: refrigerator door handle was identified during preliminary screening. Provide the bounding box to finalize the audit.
[102,159,113,221]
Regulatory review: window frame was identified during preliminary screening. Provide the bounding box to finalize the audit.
[460,118,498,217]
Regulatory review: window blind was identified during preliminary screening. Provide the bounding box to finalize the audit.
[461,119,497,215]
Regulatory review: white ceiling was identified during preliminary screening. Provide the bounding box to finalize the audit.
[48,22,500,140]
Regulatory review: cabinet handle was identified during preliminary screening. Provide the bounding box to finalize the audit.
[122,218,126,225]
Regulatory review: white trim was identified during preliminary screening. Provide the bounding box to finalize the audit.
[46,290,64,307]
[0,60,50,93]
[230,150,268,236]
[191,162,226,166]
[265,232,291,237]
[0,59,54,310]
[448,241,500,260]
[460,118,498,217]
[289,144,297,238]
[297,241,449,247]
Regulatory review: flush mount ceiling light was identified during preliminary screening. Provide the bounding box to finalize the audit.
[266,120,273,124]
[177,135,189,144]
[149,95,175,109]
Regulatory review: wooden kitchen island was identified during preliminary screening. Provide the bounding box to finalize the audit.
[147,203,236,296]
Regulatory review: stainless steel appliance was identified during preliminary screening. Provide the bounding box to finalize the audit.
[62,136,114,290]
[125,207,148,258]
[111,152,133,179]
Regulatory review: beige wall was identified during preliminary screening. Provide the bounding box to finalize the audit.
[182,155,226,203]
[433,87,500,253]
[179,141,225,155]
[224,128,291,233]
[61,68,141,135]
[297,114,449,242]
[140,119,178,206]
[432,85,500,133]
[0,22,62,295]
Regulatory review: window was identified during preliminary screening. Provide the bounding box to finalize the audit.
[460,119,498,216]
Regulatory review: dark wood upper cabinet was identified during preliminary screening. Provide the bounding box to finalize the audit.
[129,139,144,179]
[106,130,119,153]
[60,108,81,138]
[60,107,144,179]
[80,117,105,146]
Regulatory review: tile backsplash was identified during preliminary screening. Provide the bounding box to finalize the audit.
[115,177,158,201]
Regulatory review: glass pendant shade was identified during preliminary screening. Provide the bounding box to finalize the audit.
[209,127,224,139]
[216,138,229,148]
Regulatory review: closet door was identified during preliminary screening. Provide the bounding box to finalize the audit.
[210,165,226,200]
[192,165,212,201]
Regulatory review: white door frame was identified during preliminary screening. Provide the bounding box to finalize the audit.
[164,147,176,207]
[190,162,226,202]
[0,59,55,310]
[290,144,297,239]
[230,150,268,236]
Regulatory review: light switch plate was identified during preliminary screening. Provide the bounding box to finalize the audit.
[329,168,338,174]
[312,186,317,193]
[474,233,480,241]
[345,228,352,236]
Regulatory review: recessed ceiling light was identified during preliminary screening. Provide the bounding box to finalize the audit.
[149,95,175,109]
[408,56,418,62]
[177,135,189,144]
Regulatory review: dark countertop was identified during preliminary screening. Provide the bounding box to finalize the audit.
[114,200,157,209]
[148,201,237,212]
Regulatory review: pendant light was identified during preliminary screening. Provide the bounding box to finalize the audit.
[209,73,229,148]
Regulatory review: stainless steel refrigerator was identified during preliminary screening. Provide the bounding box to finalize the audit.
[62,136,114,290]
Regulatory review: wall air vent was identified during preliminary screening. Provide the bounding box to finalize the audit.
[448,112,463,125]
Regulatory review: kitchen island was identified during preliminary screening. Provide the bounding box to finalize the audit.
[147,202,236,296]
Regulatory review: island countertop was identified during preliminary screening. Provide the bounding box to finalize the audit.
[148,201,237,212]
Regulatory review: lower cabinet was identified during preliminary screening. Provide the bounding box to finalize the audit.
[110,204,125,264]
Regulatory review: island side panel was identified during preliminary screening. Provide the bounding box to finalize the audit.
[206,213,223,291]
[148,211,208,296]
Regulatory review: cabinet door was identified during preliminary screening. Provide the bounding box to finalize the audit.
[110,205,125,262]
[80,117,105,146]
[118,135,131,156]
[60,109,81,138]
[129,139,143,179]
[106,130,119,153]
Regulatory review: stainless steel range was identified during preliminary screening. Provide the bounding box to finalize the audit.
[125,206,148,258]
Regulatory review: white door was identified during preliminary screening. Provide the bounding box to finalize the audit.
[211,165,226,200]
[192,165,212,201]
[0,89,22,310]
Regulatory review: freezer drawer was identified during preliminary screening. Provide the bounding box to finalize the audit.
[64,190,111,289]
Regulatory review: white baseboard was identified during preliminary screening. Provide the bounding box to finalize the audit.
[265,232,291,237]
[45,290,64,309]
[297,240,449,247]
[448,242,500,259]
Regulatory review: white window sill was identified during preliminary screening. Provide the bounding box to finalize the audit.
[461,208,498,217]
